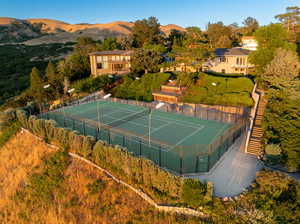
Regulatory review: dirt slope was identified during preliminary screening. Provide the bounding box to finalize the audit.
[0,130,202,224]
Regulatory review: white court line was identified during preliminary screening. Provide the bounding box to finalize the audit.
[141,121,171,137]
[100,105,204,128]
[86,102,205,128]
[92,114,149,129]
[171,125,205,148]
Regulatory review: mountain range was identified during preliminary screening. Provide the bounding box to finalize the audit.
[0,17,185,45]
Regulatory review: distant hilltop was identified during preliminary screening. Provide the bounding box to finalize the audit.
[0,17,185,45]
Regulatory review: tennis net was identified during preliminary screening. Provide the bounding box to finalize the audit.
[106,108,150,128]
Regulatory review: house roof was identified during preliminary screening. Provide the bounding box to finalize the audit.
[89,50,134,56]
[215,48,251,56]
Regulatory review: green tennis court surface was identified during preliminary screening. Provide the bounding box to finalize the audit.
[41,100,244,174]
[59,101,231,149]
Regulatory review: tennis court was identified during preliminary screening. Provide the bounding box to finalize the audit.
[41,100,245,174]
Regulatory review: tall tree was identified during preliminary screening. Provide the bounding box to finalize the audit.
[216,35,232,48]
[29,67,44,103]
[206,22,232,48]
[249,24,297,73]
[131,49,163,74]
[263,48,300,89]
[45,61,63,99]
[101,37,121,50]
[242,17,259,35]
[131,17,163,47]
[275,6,300,32]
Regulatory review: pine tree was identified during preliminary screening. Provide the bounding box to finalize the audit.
[45,61,63,99]
[30,67,44,102]
[45,61,56,83]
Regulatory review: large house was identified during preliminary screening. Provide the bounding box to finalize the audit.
[241,36,258,51]
[89,50,134,76]
[203,48,254,75]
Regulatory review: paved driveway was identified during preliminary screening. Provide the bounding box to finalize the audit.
[192,135,263,197]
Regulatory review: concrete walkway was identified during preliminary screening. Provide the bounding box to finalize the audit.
[193,135,263,198]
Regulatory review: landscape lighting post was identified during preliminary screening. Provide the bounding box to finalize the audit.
[149,102,165,146]
[43,84,51,113]
[211,82,217,96]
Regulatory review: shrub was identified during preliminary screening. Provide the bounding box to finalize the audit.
[113,72,170,101]
[182,179,207,208]
[17,150,70,207]
[0,121,21,147]
[87,179,106,194]
[72,75,114,93]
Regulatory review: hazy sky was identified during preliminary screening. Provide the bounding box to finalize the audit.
[1,0,299,28]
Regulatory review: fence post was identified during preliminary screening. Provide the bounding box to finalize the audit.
[159,146,162,166]
[139,139,142,156]
[180,156,183,175]
[207,155,210,172]
[83,121,86,135]
[195,156,199,173]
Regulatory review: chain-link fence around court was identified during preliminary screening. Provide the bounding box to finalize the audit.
[39,101,248,175]
[53,93,249,124]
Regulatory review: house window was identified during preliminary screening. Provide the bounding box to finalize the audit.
[96,62,108,69]
[236,57,239,65]
[221,69,226,73]
[220,57,226,62]
[235,68,238,72]
[111,56,116,61]
[116,56,120,61]
[103,56,108,62]
[96,56,102,62]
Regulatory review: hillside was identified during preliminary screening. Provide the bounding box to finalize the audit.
[0,130,203,224]
[0,17,185,44]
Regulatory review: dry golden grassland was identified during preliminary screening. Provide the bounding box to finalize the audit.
[0,131,205,224]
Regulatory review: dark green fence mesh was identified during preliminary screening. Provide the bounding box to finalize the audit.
[39,111,247,175]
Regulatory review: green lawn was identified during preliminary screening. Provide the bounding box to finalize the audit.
[182,73,254,107]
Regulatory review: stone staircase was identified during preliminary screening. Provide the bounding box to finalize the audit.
[246,89,267,156]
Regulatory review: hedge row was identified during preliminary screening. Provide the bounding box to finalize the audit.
[15,108,210,207]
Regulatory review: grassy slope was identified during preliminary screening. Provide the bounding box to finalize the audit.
[0,131,204,224]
